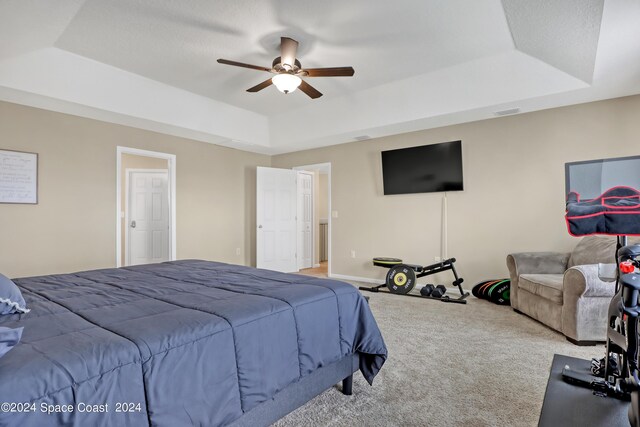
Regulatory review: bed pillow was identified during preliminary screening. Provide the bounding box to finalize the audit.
[0,273,29,315]
[0,326,23,358]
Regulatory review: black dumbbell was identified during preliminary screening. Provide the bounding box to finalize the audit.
[420,284,435,297]
[431,285,447,298]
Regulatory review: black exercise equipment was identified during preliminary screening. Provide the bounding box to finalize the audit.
[385,264,417,295]
[539,355,630,427]
[566,187,640,236]
[359,257,469,304]
[562,238,640,404]
[372,257,403,268]
[431,285,447,298]
[420,284,435,297]
[472,279,511,305]
[560,185,640,426]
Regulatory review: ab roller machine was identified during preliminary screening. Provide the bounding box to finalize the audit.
[359,257,470,304]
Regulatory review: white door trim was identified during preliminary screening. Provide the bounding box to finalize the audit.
[292,162,331,277]
[124,169,170,266]
[296,171,314,271]
[116,146,177,268]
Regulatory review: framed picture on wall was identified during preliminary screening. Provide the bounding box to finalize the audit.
[0,149,38,204]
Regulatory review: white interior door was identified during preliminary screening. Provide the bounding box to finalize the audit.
[127,171,169,266]
[256,167,298,272]
[297,172,313,270]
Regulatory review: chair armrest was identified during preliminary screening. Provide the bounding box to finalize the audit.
[562,264,615,342]
[564,265,616,298]
[506,252,570,276]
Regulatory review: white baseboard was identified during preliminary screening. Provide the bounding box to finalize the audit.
[329,273,381,284]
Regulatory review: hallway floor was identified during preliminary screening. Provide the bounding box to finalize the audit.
[298,261,328,278]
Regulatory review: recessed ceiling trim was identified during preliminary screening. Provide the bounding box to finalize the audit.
[0,47,269,149]
[269,50,588,149]
[0,0,638,155]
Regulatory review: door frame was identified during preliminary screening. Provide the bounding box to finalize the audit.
[116,146,176,267]
[296,171,314,271]
[124,169,170,266]
[292,163,331,277]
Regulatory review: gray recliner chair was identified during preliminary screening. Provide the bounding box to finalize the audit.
[506,236,637,345]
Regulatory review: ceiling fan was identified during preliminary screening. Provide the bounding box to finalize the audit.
[217,37,355,99]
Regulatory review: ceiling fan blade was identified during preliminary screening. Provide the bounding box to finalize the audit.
[217,59,272,72]
[280,37,298,69]
[302,67,355,77]
[246,78,273,93]
[298,80,323,99]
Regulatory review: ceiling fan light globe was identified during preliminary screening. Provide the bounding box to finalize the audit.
[272,74,302,94]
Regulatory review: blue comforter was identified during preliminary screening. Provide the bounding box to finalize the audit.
[0,260,386,426]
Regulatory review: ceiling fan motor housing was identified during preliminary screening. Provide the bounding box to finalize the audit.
[272,57,302,73]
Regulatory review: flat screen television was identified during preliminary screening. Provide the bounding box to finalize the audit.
[565,155,640,199]
[381,140,463,195]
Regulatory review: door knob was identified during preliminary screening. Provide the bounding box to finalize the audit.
[130,220,137,228]
[258,225,263,229]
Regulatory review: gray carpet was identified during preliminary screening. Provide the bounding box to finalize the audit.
[274,283,598,427]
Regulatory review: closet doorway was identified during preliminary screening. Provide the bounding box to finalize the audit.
[116,147,176,267]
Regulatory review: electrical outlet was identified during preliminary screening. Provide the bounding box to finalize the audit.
[434,256,441,262]
[332,210,339,218]
[351,250,356,258]
[236,248,241,256]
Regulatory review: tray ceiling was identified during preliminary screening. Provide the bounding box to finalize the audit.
[0,0,638,154]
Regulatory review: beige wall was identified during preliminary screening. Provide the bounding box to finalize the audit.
[273,95,640,285]
[2,95,639,282]
[120,154,169,266]
[0,101,270,278]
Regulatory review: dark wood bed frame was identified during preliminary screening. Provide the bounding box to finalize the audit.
[230,353,359,426]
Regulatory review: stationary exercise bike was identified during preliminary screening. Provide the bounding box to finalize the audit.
[562,238,640,424]
[607,242,640,425]
[561,186,640,425]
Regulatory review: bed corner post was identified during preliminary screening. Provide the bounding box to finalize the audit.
[342,375,353,395]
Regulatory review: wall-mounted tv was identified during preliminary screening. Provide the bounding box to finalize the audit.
[565,155,640,199]
[381,140,464,195]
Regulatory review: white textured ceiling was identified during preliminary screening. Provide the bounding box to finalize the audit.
[502,0,604,83]
[53,0,514,115]
[0,0,639,154]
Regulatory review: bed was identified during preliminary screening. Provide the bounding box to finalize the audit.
[0,260,387,427]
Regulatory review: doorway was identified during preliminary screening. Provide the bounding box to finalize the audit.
[294,164,330,278]
[297,171,314,271]
[255,163,331,277]
[116,147,176,267]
